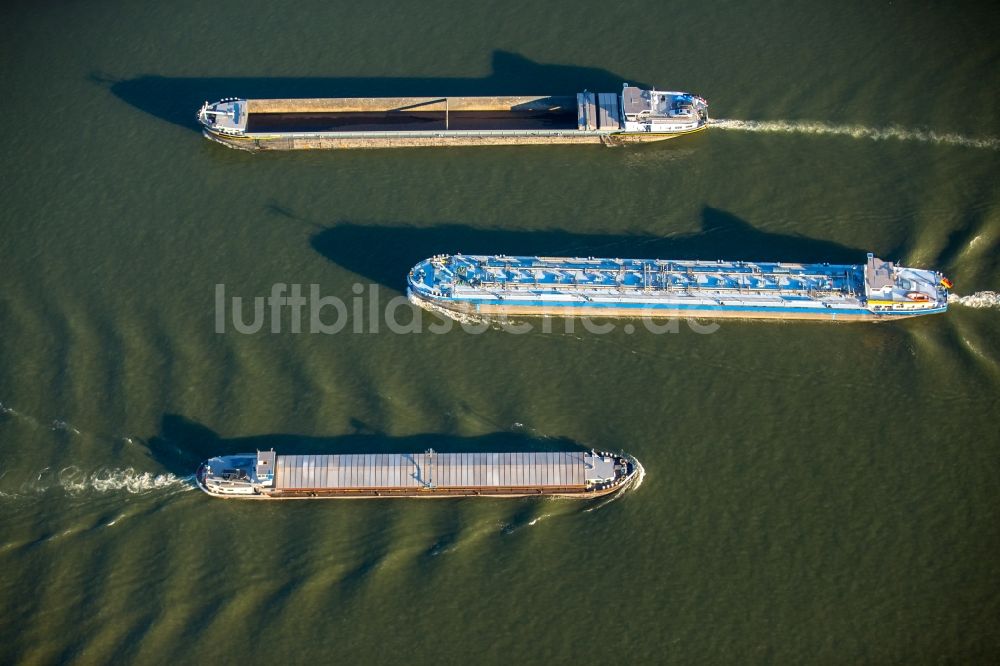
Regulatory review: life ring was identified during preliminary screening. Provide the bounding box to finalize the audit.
[906,291,930,302]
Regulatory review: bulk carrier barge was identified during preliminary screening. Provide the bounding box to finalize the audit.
[197,449,639,499]
[408,253,951,322]
[197,85,707,151]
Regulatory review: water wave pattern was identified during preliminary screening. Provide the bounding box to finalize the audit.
[501,512,555,535]
[949,292,1000,309]
[50,420,82,435]
[1,401,142,448]
[709,119,1000,150]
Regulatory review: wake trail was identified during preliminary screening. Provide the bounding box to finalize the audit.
[2,467,194,499]
[59,467,194,495]
[709,119,1000,151]
[949,292,1000,309]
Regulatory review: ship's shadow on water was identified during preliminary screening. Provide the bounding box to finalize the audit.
[309,206,878,291]
[144,414,586,476]
[95,51,648,131]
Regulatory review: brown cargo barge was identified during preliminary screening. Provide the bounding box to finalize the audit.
[196,448,640,500]
[196,86,708,151]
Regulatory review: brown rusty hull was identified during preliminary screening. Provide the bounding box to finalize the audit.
[195,481,630,500]
[203,129,684,152]
[604,126,707,144]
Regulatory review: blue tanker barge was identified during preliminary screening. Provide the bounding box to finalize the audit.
[407,253,951,322]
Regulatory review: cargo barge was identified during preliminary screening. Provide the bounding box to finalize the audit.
[196,85,707,151]
[196,449,639,499]
[407,253,951,322]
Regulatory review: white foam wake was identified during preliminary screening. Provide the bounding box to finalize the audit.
[57,467,193,495]
[407,292,492,327]
[949,291,1000,309]
[628,457,646,493]
[709,119,1000,151]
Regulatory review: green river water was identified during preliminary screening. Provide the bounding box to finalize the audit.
[1,0,998,663]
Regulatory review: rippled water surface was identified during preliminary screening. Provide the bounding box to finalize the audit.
[1,0,998,662]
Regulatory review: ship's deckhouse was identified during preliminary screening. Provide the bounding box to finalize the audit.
[197,99,248,136]
[620,85,707,133]
[863,253,946,311]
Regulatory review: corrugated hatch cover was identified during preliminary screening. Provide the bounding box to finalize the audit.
[274,452,587,490]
